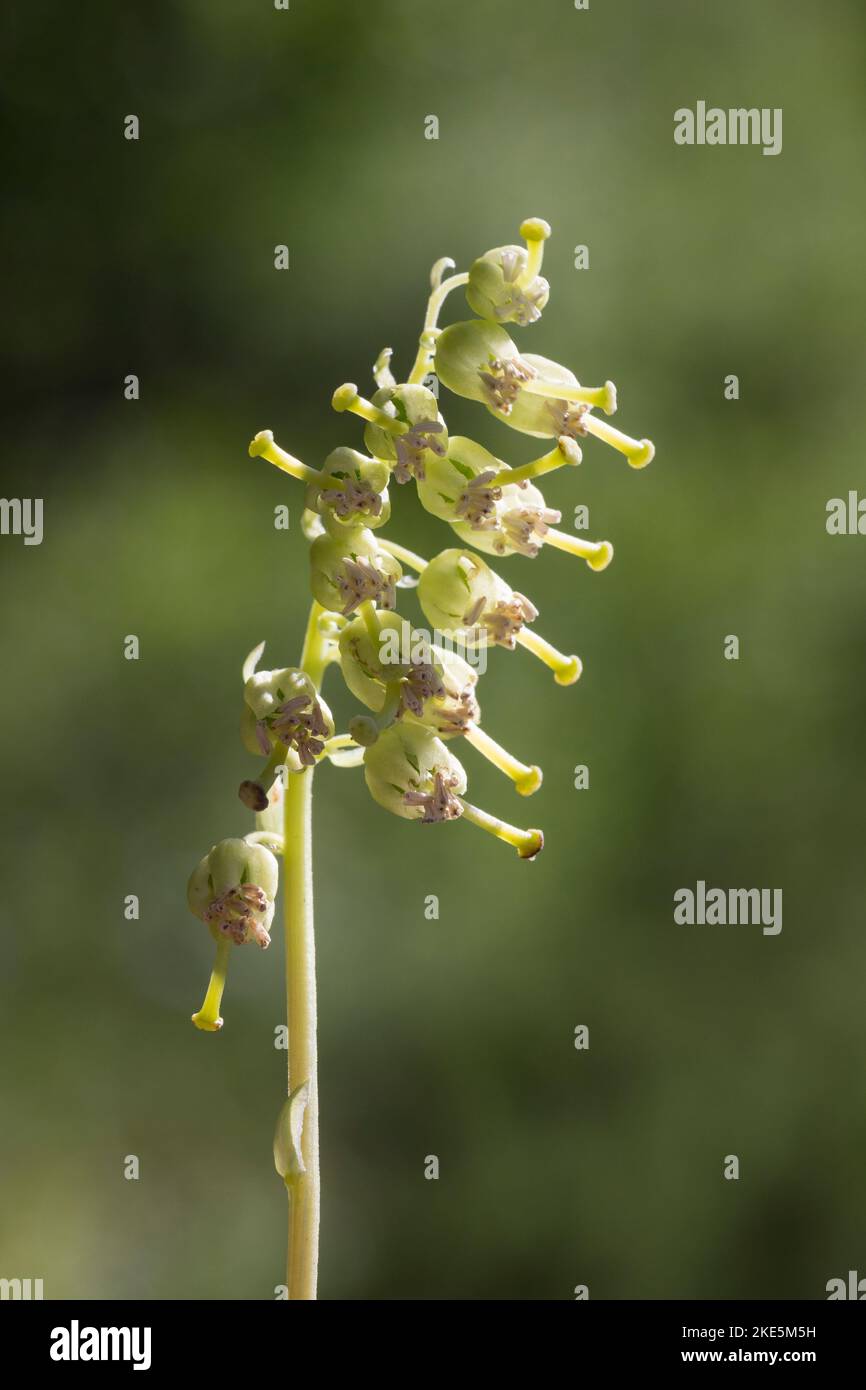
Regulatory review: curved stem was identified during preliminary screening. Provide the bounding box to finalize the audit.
[245,830,285,853]
[408,272,469,384]
[283,600,328,1300]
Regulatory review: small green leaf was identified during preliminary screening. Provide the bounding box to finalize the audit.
[273,1082,309,1184]
[405,751,420,774]
[437,493,455,505]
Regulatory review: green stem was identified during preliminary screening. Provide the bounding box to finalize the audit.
[283,601,328,1300]
[407,271,469,384]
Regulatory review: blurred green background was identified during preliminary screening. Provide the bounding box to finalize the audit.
[2,0,865,1300]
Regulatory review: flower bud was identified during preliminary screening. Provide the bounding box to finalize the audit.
[305,447,391,533]
[466,244,550,326]
[417,548,537,650]
[309,527,402,616]
[188,837,279,950]
[362,383,448,484]
[364,724,467,823]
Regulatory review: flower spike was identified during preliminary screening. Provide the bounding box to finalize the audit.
[185,213,654,1300]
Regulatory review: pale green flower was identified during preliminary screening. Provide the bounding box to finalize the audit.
[188,837,281,1031]
[362,383,448,484]
[417,548,581,685]
[305,447,391,532]
[363,723,467,822]
[188,215,656,1297]
[188,837,279,947]
[309,527,402,615]
[466,244,550,326]
[238,653,335,810]
[338,609,479,737]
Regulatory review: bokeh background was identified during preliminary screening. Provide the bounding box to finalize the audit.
[2,0,865,1300]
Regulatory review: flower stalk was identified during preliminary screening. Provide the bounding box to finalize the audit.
[183,215,654,1301]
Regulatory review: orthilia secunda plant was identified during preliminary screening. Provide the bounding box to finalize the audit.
[185,217,654,1300]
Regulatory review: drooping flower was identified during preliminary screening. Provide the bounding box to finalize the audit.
[238,654,335,808]
[333,382,448,485]
[465,218,552,326]
[417,548,581,685]
[188,837,280,1031]
[435,320,652,467]
[364,384,448,484]
[362,722,543,856]
[338,609,480,739]
[309,527,402,616]
[305,447,391,532]
[363,723,467,823]
[416,436,557,556]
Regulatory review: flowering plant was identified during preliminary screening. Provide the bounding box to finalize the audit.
[186,218,654,1299]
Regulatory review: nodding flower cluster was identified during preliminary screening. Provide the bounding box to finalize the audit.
[188,218,654,1030]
